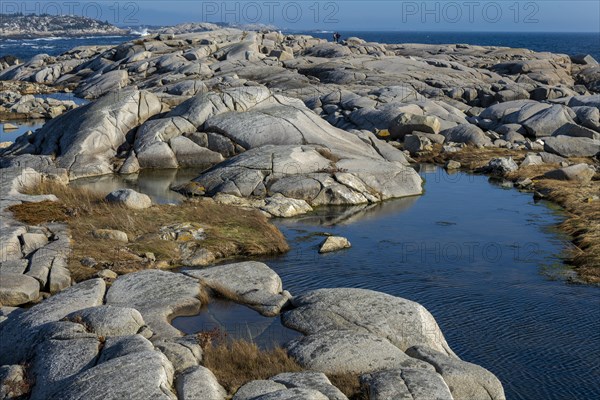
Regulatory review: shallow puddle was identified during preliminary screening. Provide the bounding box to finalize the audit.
[171,299,300,349]
[1,120,45,143]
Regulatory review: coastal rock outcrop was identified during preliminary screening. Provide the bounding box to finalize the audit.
[3,90,162,179]
[105,270,202,338]
[183,262,291,317]
[0,278,106,365]
[282,288,456,356]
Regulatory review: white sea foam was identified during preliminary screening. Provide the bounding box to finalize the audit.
[129,28,150,37]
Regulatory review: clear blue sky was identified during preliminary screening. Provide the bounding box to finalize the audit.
[5,1,600,32]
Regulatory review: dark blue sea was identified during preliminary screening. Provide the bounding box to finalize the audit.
[300,30,600,61]
[1,31,599,62]
[0,35,139,61]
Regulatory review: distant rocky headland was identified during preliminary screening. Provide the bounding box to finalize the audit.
[0,13,128,38]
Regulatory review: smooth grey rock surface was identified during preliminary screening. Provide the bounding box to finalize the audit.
[270,372,348,400]
[361,368,453,400]
[319,236,352,253]
[0,279,106,365]
[4,90,161,179]
[0,273,40,306]
[282,288,456,356]
[406,346,506,400]
[184,262,291,317]
[543,136,600,157]
[286,330,422,375]
[154,336,202,373]
[254,388,329,400]
[30,326,100,400]
[544,163,596,183]
[96,335,155,364]
[234,380,288,400]
[64,305,147,337]
[441,124,492,146]
[46,350,177,400]
[176,366,227,400]
[105,189,152,210]
[106,270,202,338]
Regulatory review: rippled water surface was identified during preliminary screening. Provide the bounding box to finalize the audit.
[1,120,45,142]
[70,168,204,204]
[74,165,600,400]
[172,300,300,349]
[256,165,600,400]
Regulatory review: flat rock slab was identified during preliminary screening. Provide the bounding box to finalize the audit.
[544,163,596,183]
[184,261,291,317]
[253,388,329,400]
[47,351,176,400]
[361,368,453,400]
[319,236,351,253]
[441,124,492,147]
[0,273,40,306]
[30,330,100,400]
[282,288,456,356]
[97,335,154,364]
[406,346,506,400]
[154,336,202,373]
[0,259,29,275]
[176,366,227,400]
[105,189,152,210]
[270,372,348,400]
[64,305,148,337]
[234,380,287,400]
[0,278,106,365]
[106,270,202,338]
[285,330,420,375]
[543,136,600,157]
[20,232,48,256]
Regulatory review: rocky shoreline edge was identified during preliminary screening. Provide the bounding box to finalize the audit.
[1,24,599,399]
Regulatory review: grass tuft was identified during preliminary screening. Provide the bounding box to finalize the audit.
[200,335,368,399]
[202,339,303,394]
[10,181,289,282]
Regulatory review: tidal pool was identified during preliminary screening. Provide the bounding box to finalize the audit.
[1,120,45,143]
[73,164,600,400]
[171,300,300,349]
[258,165,600,400]
[70,169,205,204]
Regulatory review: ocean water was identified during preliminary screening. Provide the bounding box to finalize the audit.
[1,31,598,62]
[0,35,139,61]
[298,31,600,61]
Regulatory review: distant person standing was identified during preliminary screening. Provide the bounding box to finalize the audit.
[333,32,341,43]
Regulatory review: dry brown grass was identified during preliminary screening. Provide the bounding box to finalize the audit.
[202,339,303,394]
[533,179,600,283]
[328,374,369,400]
[202,338,368,399]
[415,144,527,169]
[10,182,289,282]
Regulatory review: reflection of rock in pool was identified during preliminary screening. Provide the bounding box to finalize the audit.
[1,120,45,142]
[69,168,205,204]
[171,299,300,349]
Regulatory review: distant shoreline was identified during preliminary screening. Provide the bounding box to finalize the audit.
[1,30,130,40]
